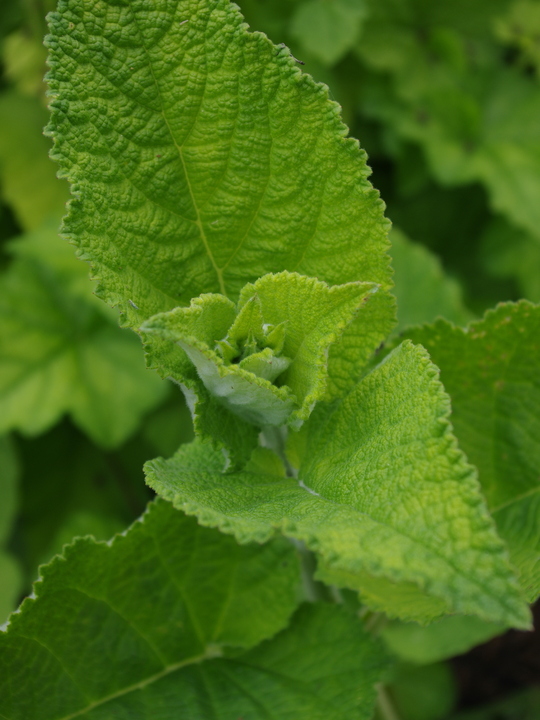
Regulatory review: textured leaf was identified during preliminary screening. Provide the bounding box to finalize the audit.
[0,91,68,230]
[405,302,540,602]
[390,228,472,332]
[146,342,530,627]
[46,0,394,392]
[0,499,387,720]
[0,232,167,447]
[290,0,367,66]
[143,272,375,432]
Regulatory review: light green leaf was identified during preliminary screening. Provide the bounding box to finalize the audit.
[0,91,68,230]
[290,0,367,66]
[143,272,375,466]
[46,0,394,389]
[143,272,375,425]
[405,302,540,602]
[146,342,530,628]
[0,247,167,447]
[381,615,505,665]
[390,228,472,332]
[0,499,385,720]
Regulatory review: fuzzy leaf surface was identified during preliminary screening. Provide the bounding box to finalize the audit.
[0,499,388,720]
[46,0,394,391]
[146,342,530,628]
[143,272,375,448]
[406,302,540,602]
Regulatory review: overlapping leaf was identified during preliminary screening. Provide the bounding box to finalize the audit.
[142,271,376,466]
[146,341,530,627]
[390,228,472,332]
[0,499,388,720]
[406,302,540,602]
[46,0,395,395]
[357,0,540,242]
[0,223,166,447]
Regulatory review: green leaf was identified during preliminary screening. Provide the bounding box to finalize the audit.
[381,615,505,665]
[0,91,69,230]
[390,228,472,332]
[357,2,540,242]
[143,272,375,467]
[0,237,167,447]
[143,272,375,424]
[0,499,385,720]
[405,302,540,602]
[46,0,394,387]
[146,342,531,628]
[480,217,540,304]
[290,0,367,66]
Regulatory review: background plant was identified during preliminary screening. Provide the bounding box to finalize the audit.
[0,0,539,718]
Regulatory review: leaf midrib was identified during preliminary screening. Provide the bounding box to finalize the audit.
[130,6,227,297]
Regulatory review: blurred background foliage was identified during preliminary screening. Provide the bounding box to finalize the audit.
[0,1,539,717]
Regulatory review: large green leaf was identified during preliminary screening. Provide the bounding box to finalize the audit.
[0,499,388,720]
[405,302,540,602]
[46,0,395,392]
[0,226,167,447]
[146,341,530,628]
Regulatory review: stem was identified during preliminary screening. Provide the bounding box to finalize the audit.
[376,685,402,720]
[291,539,333,603]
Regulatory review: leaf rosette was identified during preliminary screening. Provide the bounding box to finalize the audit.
[141,271,376,465]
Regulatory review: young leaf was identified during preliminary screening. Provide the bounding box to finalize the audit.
[46,0,395,388]
[0,245,166,447]
[142,272,375,435]
[405,302,540,602]
[146,342,531,628]
[0,499,387,720]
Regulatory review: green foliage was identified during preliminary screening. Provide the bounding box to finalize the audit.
[0,499,388,720]
[0,221,167,446]
[146,341,530,628]
[405,302,540,603]
[0,0,539,718]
